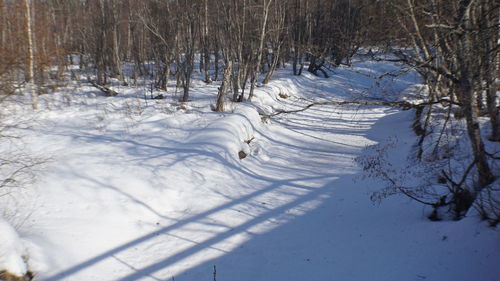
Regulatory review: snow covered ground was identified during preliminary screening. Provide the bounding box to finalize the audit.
[1,59,498,281]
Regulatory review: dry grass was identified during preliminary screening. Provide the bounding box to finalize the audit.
[0,270,33,281]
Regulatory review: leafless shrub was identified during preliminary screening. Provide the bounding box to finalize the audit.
[357,132,493,221]
[0,101,46,218]
[0,154,42,193]
[357,138,441,206]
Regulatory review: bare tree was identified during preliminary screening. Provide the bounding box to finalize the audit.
[262,0,287,84]
[201,0,212,84]
[248,0,273,101]
[176,0,198,102]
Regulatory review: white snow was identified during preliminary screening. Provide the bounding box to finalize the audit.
[0,58,498,281]
[0,217,27,276]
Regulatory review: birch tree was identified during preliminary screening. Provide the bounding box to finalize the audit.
[23,0,37,109]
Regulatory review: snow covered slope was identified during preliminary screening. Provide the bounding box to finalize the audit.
[1,60,498,281]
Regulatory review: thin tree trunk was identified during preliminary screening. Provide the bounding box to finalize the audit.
[486,85,499,141]
[214,47,220,81]
[23,0,37,109]
[457,82,494,189]
[202,0,211,83]
[215,60,232,112]
[262,44,281,84]
[111,2,124,83]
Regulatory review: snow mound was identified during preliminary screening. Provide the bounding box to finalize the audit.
[187,105,261,162]
[0,217,27,276]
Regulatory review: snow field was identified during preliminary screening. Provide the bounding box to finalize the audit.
[0,60,498,281]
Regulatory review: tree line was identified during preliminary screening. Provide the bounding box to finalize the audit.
[0,0,373,105]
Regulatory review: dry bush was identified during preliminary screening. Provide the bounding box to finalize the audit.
[0,270,33,281]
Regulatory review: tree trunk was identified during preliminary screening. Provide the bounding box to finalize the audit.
[215,60,232,112]
[202,0,211,84]
[458,1,494,189]
[160,55,171,91]
[262,44,282,84]
[214,47,220,81]
[232,63,240,102]
[486,80,499,141]
[23,0,37,109]
[456,82,494,189]
[111,22,124,82]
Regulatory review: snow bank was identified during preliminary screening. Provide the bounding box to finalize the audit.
[187,105,261,162]
[0,217,27,276]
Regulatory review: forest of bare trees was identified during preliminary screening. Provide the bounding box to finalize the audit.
[0,0,378,102]
[0,0,498,221]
